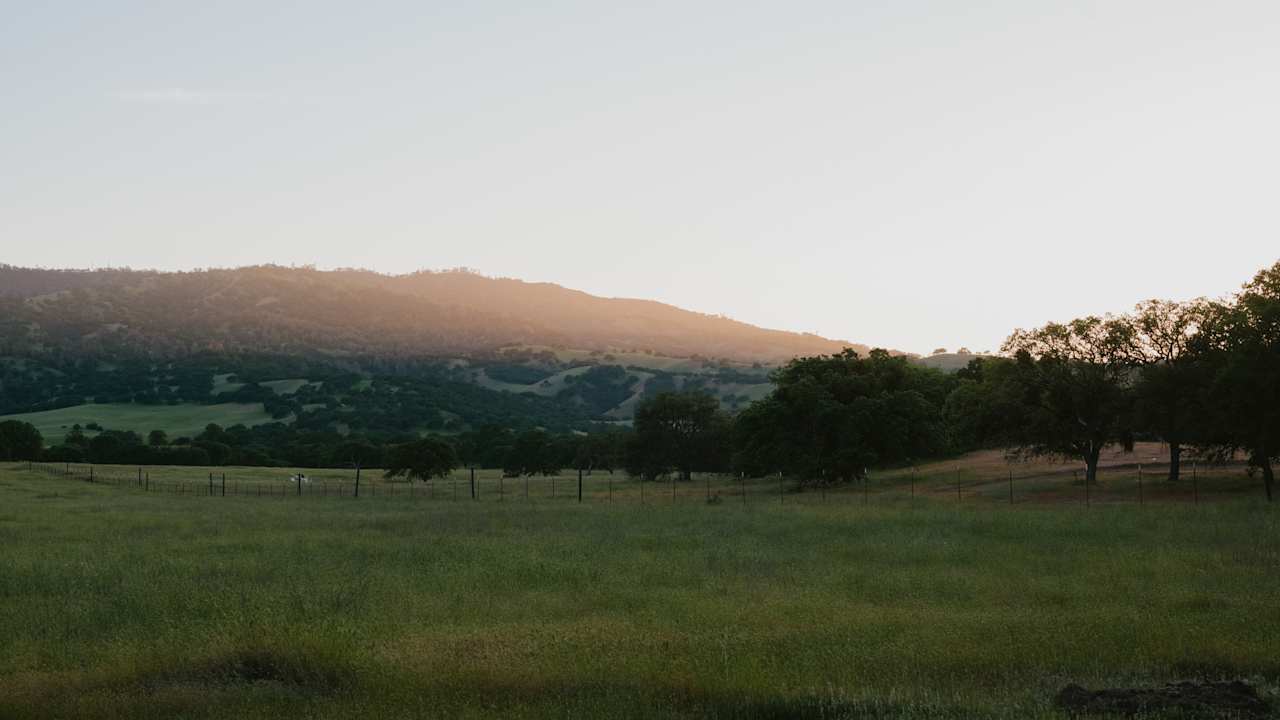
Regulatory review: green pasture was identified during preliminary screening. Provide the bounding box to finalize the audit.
[0,403,277,444]
[0,463,1276,719]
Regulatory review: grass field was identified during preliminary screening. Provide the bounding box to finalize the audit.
[1,458,1277,719]
[0,402,277,444]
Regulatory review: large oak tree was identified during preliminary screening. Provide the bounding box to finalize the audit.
[1000,316,1134,486]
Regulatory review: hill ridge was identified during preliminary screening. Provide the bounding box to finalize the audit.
[0,264,874,362]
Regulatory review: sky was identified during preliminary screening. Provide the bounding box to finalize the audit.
[3,1,1279,355]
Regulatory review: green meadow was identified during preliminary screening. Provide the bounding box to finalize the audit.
[0,402,276,444]
[0,464,1277,719]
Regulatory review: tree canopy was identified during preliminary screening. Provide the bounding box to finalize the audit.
[0,421,42,461]
[383,437,459,482]
[735,349,947,483]
[628,392,730,480]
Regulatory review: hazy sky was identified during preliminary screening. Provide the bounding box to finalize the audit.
[4,2,1279,354]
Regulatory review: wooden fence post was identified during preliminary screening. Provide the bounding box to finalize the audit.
[1193,461,1199,505]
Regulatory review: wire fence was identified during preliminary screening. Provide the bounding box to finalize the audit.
[15,459,1272,508]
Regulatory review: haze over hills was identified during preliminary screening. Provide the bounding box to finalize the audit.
[0,264,870,363]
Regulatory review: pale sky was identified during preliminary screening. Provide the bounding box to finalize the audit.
[3,2,1278,354]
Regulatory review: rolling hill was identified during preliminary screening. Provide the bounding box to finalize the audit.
[0,264,867,363]
[0,264,873,433]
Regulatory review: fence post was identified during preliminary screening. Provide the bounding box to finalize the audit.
[145,472,149,492]
[221,473,226,497]
[354,463,361,498]
[578,468,583,503]
[90,466,94,482]
[608,474,613,502]
[863,475,868,505]
[138,467,142,486]
[1138,464,1143,507]
[1193,461,1199,505]
[296,474,301,497]
[706,474,711,502]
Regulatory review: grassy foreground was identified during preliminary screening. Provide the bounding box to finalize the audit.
[0,465,1277,719]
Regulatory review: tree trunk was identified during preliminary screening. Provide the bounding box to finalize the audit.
[1084,444,1102,487]
[1167,442,1181,483]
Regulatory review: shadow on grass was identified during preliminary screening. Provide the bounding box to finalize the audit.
[2,651,1012,720]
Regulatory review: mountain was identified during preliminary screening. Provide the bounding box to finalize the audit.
[0,264,868,362]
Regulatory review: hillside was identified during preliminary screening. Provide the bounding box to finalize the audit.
[0,264,860,435]
[0,264,866,363]
[916,351,985,372]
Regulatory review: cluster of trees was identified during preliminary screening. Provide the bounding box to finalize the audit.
[0,420,43,461]
[949,263,1280,499]
[555,261,1280,501]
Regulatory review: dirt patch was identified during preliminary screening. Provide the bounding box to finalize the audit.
[1057,680,1269,717]
[143,648,349,696]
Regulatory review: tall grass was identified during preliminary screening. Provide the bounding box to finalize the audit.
[0,466,1276,718]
